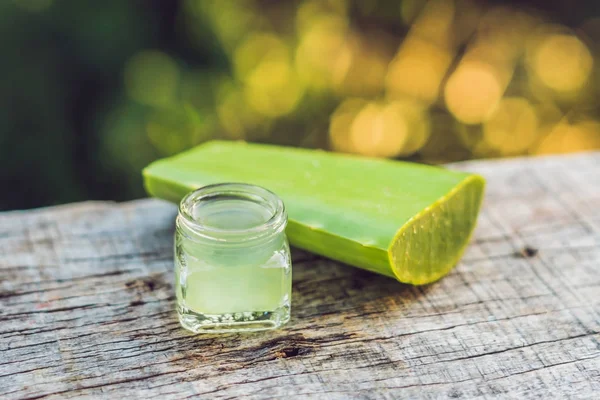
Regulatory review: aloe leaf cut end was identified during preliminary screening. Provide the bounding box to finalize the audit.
[388,174,485,285]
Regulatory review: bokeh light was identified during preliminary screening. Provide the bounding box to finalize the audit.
[350,102,408,158]
[535,121,600,154]
[386,37,452,105]
[234,33,304,117]
[146,105,208,156]
[295,15,352,90]
[483,97,539,155]
[385,100,431,156]
[124,50,179,107]
[329,98,430,158]
[411,0,455,47]
[335,33,391,97]
[529,32,593,93]
[296,0,348,35]
[234,34,288,82]
[388,0,457,104]
[444,60,506,124]
[216,80,270,140]
[184,0,259,53]
[329,98,368,154]
[476,7,536,63]
[244,58,303,117]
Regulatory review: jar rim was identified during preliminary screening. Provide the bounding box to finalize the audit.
[177,182,287,242]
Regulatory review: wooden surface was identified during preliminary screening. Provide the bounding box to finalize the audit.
[1,153,599,399]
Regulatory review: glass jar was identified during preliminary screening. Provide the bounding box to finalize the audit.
[175,183,292,333]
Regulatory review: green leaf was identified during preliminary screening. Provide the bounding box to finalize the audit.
[143,141,485,285]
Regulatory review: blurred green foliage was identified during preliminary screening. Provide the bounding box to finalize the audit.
[1,0,599,210]
[0,0,219,209]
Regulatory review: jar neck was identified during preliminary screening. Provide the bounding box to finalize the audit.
[177,183,287,246]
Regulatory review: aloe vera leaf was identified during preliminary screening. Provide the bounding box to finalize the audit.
[143,141,485,285]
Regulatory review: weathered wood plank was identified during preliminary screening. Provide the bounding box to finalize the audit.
[1,152,599,399]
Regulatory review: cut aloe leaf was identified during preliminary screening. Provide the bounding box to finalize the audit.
[143,141,485,285]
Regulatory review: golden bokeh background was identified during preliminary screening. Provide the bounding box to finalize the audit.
[2,0,599,209]
[128,0,600,160]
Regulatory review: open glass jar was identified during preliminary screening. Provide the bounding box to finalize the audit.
[175,183,292,333]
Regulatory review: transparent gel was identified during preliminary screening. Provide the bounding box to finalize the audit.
[175,184,291,333]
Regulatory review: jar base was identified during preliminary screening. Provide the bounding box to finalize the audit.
[177,304,290,333]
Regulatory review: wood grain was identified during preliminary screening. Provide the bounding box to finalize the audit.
[1,152,599,399]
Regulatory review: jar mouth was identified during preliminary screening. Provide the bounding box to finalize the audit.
[178,183,287,242]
